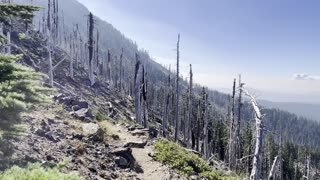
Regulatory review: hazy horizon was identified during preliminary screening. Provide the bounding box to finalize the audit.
[77,0,320,103]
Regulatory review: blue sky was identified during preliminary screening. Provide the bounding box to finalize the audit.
[77,0,320,103]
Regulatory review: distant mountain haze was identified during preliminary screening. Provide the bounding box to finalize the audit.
[259,100,320,121]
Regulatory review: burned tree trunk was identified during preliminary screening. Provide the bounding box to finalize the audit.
[47,27,53,87]
[134,53,141,125]
[236,74,243,169]
[163,66,171,137]
[46,0,53,87]
[141,65,148,128]
[203,90,209,159]
[196,100,201,152]
[69,32,74,78]
[107,49,112,87]
[174,33,180,142]
[119,48,123,92]
[88,12,95,86]
[95,30,100,74]
[241,88,263,180]
[228,79,236,170]
[186,64,193,147]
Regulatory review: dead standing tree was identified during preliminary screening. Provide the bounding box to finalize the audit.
[236,74,244,169]
[203,90,209,159]
[47,0,53,87]
[228,79,236,170]
[241,87,263,180]
[268,156,279,180]
[88,12,95,86]
[186,64,193,147]
[119,48,124,92]
[141,65,148,128]
[134,53,141,125]
[174,33,180,142]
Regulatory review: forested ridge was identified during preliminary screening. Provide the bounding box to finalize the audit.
[1,0,320,179]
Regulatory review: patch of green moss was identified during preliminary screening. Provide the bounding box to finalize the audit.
[153,139,237,180]
[92,108,109,122]
[0,163,83,180]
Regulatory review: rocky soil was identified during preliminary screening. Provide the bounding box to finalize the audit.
[0,92,186,180]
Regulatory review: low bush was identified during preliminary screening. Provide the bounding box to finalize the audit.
[153,138,237,180]
[0,163,83,180]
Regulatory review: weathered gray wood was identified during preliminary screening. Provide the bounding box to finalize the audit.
[268,156,278,180]
[174,33,180,142]
[242,88,263,180]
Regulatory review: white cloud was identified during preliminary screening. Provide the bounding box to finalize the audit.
[293,73,320,80]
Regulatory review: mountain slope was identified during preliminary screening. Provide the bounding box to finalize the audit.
[17,0,320,147]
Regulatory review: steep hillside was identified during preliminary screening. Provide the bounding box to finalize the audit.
[15,0,320,148]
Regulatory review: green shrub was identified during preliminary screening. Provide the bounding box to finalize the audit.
[18,33,26,40]
[92,108,105,121]
[153,139,237,180]
[0,163,83,180]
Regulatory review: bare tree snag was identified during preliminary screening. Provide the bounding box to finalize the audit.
[119,48,123,92]
[236,74,243,169]
[268,156,279,180]
[241,88,263,180]
[134,53,141,125]
[88,12,95,86]
[228,78,236,170]
[46,27,53,87]
[307,155,311,180]
[174,33,180,142]
[107,49,112,87]
[142,65,148,128]
[203,90,209,159]
[187,64,193,147]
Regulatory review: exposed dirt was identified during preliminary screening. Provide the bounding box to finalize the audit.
[106,121,186,180]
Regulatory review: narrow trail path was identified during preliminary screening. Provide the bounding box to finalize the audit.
[106,121,185,180]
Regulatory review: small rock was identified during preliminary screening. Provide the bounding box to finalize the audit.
[82,123,105,142]
[190,175,199,180]
[35,128,46,137]
[147,152,154,158]
[72,108,94,120]
[100,163,107,170]
[148,127,158,139]
[111,172,118,179]
[127,125,136,131]
[47,118,56,124]
[88,166,97,173]
[72,100,89,109]
[46,155,56,161]
[115,156,129,168]
[110,134,120,140]
[72,105,81,111]
[123,141,147,148]
[72,132,84,140]
[45,132,60,142]
[130,129,147,136]
[165,172,173,180]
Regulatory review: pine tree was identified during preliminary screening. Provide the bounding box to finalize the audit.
[0,4,40,45]
[0,54,51,127]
